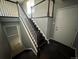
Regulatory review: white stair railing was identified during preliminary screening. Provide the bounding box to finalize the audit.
[17,4,38,54]
[0,0,18,17]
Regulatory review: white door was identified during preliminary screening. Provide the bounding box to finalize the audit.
[2,22,24,56]
[53,5,78,48]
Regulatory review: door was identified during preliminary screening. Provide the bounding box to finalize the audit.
[2,22,24,56]
[53,5,78,48]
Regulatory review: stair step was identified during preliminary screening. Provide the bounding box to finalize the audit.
[38,39,46,45]
[38,41,47,49]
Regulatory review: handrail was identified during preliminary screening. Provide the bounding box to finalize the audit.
[18,3,29,20]
[31,0,45,8]
[19,16,38,54]
[17,3,38,48]
[17,2,49,47]
[31,0,54,18]
[31,0,55,8]
[6,0,17,4]
[0,0,19,17]
[31,0,47,18]
[0,0,5,16]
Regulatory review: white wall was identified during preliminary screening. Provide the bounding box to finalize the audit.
[53,5,78,48]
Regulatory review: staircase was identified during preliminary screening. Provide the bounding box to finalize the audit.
[17,3,75,59]
[0,0,75,59]
[18,3,48,55]
[29,18,48,50]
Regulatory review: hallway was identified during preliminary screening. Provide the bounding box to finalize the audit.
[0,0,77,59]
